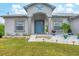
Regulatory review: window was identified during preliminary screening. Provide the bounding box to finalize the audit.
[54,26,61,30]
[15,21,25,32]
[53,22,62,30]
[53,18,63,31]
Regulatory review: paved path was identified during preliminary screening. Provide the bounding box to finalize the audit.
[28,35,79,45]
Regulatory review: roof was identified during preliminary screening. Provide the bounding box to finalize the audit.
[0,15,27,18]
[52,13,78,17]
[70,15,79,20]
[23,3,56,11]
[1,13,78,18]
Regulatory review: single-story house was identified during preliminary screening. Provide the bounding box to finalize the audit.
[1,3,79,36]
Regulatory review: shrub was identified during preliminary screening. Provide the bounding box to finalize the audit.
[45,25,48,32]
[61,23,70,34]
[77,34,79,39]
[0,32,3,38]
[0,24,4,38]
[23,33,27,36]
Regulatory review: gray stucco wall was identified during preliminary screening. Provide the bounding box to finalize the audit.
[71,19,79,34]
[4,17,28,36]
[4,16,70,35]
[51,17,69,34]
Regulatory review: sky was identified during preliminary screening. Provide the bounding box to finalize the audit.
[0,3,79,23]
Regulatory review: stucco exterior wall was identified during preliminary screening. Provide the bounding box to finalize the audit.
[4,17,28,36]
[71,19,79,34]
[5,18,15,35]
[51,17,69,34]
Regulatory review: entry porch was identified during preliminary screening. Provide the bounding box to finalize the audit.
[28,13,57,35]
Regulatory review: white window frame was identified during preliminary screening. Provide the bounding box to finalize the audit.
[53,22,62,31]
[15,20,25,32]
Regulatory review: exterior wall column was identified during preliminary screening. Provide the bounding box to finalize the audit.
[48,17,52,34]
[28,17,32,35]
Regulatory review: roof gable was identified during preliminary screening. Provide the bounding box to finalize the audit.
[24,3,56,12]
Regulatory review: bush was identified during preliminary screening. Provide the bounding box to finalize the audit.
[45,25,48,32]
[0,24,5,38]
[77,34,79,39]
[0,32,3,38]
[61,23,70,34]
[23,33,27,36]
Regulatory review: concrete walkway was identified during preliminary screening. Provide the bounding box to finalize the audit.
[28,34,79,45]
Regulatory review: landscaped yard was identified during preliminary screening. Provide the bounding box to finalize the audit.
[0,37,79,56]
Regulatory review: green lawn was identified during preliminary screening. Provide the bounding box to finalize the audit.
[0,37,79,56]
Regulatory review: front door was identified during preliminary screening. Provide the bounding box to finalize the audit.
[35,20,44,34]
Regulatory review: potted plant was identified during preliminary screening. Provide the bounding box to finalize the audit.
[45,25,48,34]
[52,30,56,35]
[61,23,70,39]
[68,28,73,35]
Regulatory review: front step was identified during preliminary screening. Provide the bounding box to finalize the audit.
[28,35,52,42]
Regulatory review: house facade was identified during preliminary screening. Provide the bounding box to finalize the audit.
[2,3,79,36]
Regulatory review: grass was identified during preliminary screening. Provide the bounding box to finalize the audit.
[0,37,79,56]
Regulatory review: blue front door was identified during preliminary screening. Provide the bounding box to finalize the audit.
[35,20,44,34]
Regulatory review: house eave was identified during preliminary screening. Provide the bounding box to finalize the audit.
[70,15,79,20]
[0,15,28,18]
[52,13,78,18]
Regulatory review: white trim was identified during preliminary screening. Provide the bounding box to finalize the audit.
[15,20,25,32]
